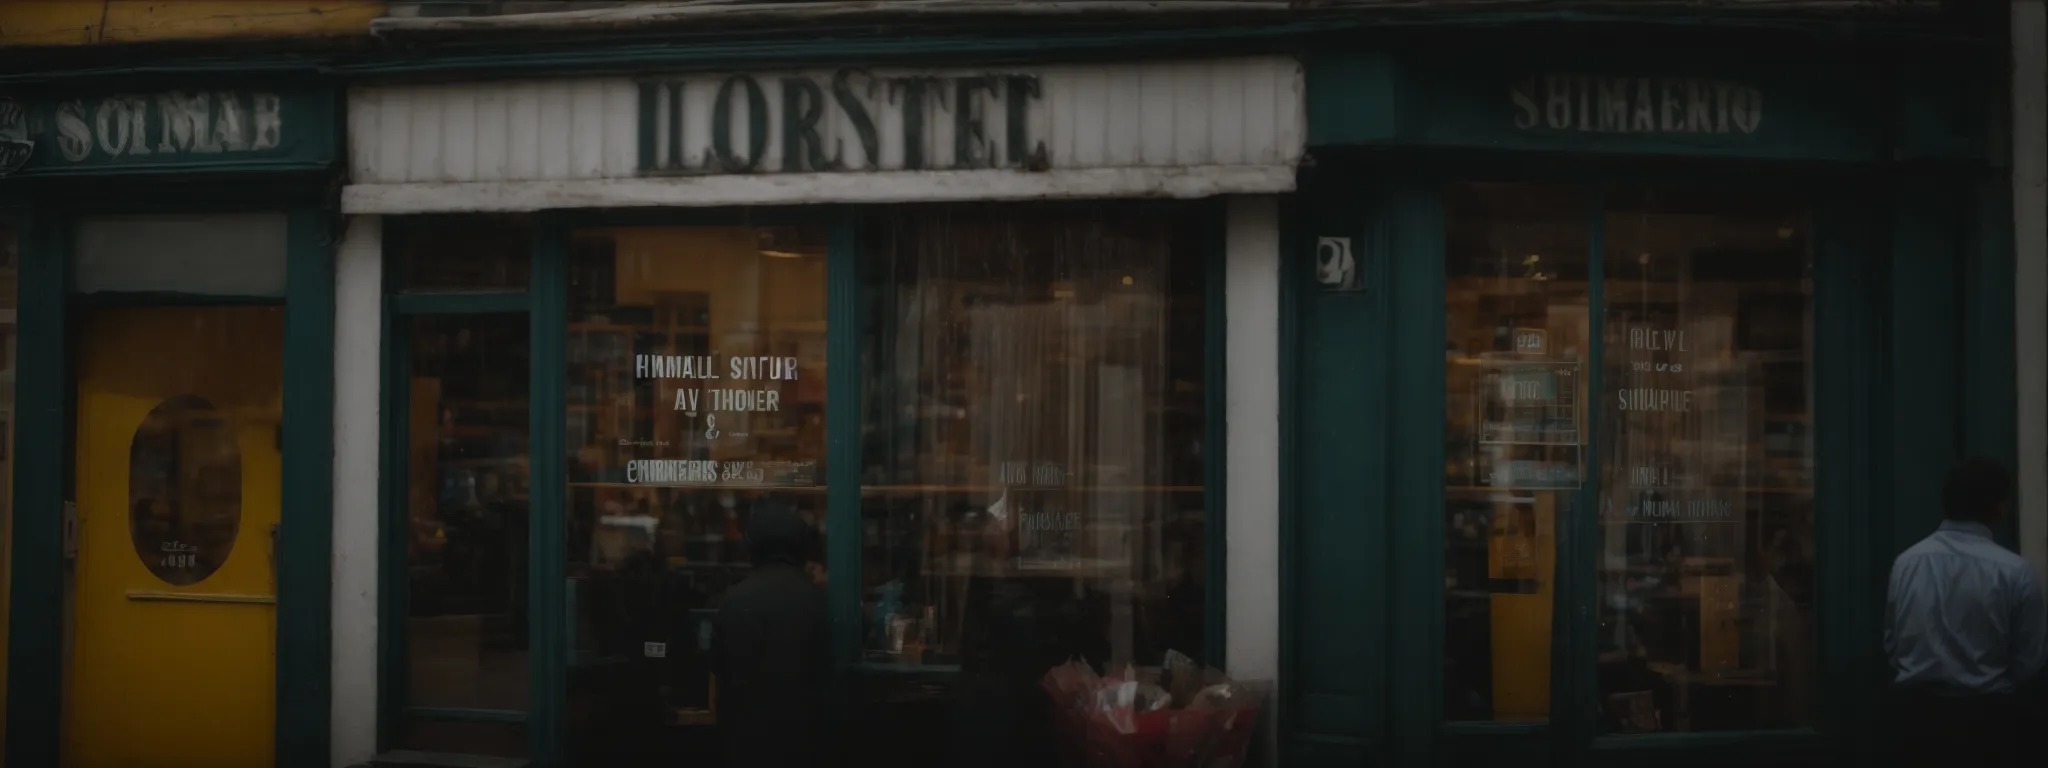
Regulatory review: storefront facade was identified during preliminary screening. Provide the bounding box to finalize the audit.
[0,72,343,767]
[0,5,2019,768]
[1283,21,2010,768]
[329,26,1302,766]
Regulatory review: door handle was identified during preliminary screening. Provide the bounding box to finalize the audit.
[269,523,279,584]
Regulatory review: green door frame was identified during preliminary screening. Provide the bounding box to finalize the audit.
[373,215,535,754]
[2,178,339,768]
[1282,151,2008,767]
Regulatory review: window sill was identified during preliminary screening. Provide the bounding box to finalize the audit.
[1442,721,1548,737]
[1592,728,1823,752]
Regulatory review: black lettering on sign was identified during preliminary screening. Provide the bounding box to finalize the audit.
[781,77,833,172]
[831,69,881,170]
[633,71,1049,175]
[1510,74,1762,136]
[889,76,933,171]
[712,74,768,173]
[952,76,995,170]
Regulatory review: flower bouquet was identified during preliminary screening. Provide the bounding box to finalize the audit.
[1041,651,1267,768]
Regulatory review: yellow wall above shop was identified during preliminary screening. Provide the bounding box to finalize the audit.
[0,1,384,47]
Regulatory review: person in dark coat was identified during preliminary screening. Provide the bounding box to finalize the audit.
[712,504,830,768]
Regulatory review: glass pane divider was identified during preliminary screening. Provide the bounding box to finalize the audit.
[1560,184,1607,757]
[528,220,570,766]
[375,306,411,753]
[826,210,864,675]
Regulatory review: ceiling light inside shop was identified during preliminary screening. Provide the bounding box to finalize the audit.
[759,249,806,259]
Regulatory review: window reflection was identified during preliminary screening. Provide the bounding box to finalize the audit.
[1443,184,1589,722]
[856,204,1209,767]
[562,226,828,765]
[1596,189,1814,733]
[128,396,242,586]
[395,216,532,293]
[403,313,532,746]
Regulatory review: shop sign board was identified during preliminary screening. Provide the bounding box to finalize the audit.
[1306,49,1884,162]
[1509,74,1765,137]
[343,57,1306,212]
[637,70,1052,175]
[0,84,336,178]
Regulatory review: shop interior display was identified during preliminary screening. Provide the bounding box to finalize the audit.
[402,312,534,757]
[1441,185,1815,732]
[562,226,828,765]
[849,205,1211,768]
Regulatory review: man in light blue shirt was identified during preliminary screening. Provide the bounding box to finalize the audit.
[1886,458,2046,766]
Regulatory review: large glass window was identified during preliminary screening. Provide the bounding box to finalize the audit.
[1443,184,1591,722]
[562,226,829,765]
[1441,184,1815,734]
[1596,189,1814,733]
[854,203,1210,767]
[401,313,532,757]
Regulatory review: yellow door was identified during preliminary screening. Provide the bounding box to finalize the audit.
[66,306,283,767]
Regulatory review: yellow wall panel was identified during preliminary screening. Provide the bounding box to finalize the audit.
[0,1,385,47]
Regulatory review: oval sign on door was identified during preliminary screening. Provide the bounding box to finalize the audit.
[128,395,241,586]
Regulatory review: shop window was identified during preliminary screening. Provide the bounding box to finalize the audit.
[128,396,241,586]
[1440,184,1815,733]
[394,216,532,292]
[1443,184,1591,722]
[74,213,287,296]
[854,203,1210,765]
[561,226,828,764]
[1596,189,1814,733]
[400,312,532,757]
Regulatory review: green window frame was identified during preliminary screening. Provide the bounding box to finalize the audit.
[1280,161,2014,766]
[377,203,1232,766]
[375,216,538,754]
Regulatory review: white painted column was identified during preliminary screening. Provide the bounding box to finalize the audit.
[332,215,384,767]
[2015,2,2047,582]
[1224,195,1282,761]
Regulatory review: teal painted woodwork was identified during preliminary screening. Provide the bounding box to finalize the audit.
[527,219,569,766]
[4,185,344,767]
[1560,188,1606,765]
[826,210,863,674]
[1281,168,1389,761]
[1287,15,2005,766]
[1961,173,2021,546]
[1280,156,2004,766]
[1886,175,1966,552]
[4,206,70,768]
[279,205,341,767]
[1307,46,1886,162]
[1810,183,1888,765]
[0,82,338,178]
[1384,177,1450,767]
[1891,49,1994,163]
